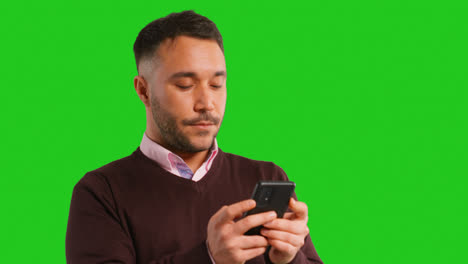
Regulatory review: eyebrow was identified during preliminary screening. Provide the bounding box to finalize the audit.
[168,71,226,80]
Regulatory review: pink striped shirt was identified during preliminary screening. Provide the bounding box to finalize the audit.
[139,132,219,181]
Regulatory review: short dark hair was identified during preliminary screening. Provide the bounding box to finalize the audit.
[133,10,224,73]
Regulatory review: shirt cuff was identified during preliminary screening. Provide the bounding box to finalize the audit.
[206,240,216,264]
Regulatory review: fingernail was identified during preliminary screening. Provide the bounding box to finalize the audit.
[269,212,276,218]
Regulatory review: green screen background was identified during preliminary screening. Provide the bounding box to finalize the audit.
[1,0,466,263]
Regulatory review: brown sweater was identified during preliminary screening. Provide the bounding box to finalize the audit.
[66,147,323,264]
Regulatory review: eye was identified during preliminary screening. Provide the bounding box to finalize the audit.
[211,85,223,88]
[176,85,193,89]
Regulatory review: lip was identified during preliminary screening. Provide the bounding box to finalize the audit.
[191,122,214,126]
[190,122,214,129]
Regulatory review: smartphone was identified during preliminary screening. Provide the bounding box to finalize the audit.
[243,180,295,236]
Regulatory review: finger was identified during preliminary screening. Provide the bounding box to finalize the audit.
[235,210,277,235]
[218,199,256,224]
[288,198,308,220]
[268,239,297,255]
[260,229,304,248]
[263,218,307,235]
[283,212,295,220]
[240,246,267,261]
[238,235,269,249]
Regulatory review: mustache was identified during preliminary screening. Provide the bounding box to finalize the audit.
[183,112,220,126]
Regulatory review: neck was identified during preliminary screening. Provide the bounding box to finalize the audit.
[145,130,212,173]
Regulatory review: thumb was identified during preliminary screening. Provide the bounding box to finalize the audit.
[289,197,308,219]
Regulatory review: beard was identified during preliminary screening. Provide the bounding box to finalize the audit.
[150,94,221,153]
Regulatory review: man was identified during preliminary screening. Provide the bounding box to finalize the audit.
[66,10,323,264]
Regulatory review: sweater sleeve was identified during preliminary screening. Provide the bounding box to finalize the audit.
[66,172,136,263]
[263,164,324,264]
[66,172,213,264]
[148,241,213,264]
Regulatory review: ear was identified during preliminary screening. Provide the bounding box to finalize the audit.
[134,75,151,107]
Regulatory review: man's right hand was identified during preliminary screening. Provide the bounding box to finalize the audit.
[207,199,277,264]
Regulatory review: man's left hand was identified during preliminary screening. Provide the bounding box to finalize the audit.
[260,198,310,264]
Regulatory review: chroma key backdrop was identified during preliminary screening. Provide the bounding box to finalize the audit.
[0,0,467,263]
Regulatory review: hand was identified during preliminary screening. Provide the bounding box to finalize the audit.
[207,199,278,264]
[261,198,310,264]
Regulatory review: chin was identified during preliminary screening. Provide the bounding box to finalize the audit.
[190,136,214,151]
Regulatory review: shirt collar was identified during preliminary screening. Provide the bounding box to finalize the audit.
[139,132,218,173]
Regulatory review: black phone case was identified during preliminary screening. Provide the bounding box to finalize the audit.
[243,180,295,236]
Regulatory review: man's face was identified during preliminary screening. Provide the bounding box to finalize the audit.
[146,35,227,153]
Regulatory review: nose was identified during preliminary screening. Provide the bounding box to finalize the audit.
[193,84,215,113]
